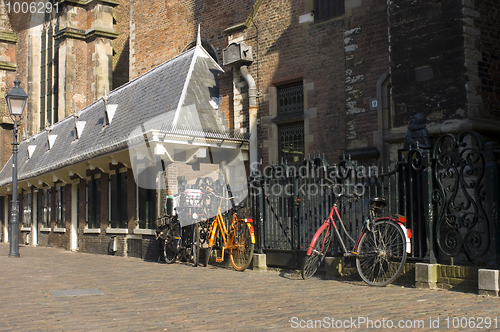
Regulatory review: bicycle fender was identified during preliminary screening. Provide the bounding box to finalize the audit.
[398,222,412,254]
[306,222,330,256]
[374,217,411,254]
[245,219,256,244]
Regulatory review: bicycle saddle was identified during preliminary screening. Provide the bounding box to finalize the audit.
[370,197,387,209]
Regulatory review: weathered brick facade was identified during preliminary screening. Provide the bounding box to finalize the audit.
[0,0,498,258]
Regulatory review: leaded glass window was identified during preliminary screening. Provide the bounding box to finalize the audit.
[278,83,304,114]
[279,124,305,164]
[40,8,59,130]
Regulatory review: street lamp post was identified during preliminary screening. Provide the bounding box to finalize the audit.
[5,77,28,258]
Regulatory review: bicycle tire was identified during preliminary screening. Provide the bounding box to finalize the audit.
[164,238,178,264]
[356,220,407,286]
[192,223,200,267]
[230,220,254,271]
[301,224,332,279]
[204,222,215,267]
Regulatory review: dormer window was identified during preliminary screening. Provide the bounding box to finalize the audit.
[28,145,36,159]
[47,129,57,150]
[102,88,117,126]
[73,113,86,139]
[105,103,118,126]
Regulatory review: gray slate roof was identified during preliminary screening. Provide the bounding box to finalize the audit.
[0,45,246,187]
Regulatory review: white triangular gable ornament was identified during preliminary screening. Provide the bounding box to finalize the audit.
[105,104,118,125]
[48,134,58,150]
[75,121,86,138]
[27,145,36,158]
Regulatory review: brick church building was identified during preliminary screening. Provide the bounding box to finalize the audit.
[0,0,498,258]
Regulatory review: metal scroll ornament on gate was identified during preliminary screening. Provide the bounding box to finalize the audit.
[433,131,489,260]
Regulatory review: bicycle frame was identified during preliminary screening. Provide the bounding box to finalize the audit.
[306,203,362,256]
[207,207,255,251]
[302,193,411,285]
[306,203,412,259]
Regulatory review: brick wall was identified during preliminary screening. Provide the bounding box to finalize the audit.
[475,0,500,121]
[116,0,397,163]
[113,0,130,89]
[344,0,390,150]
[247,0,346,162]
[126,0,254,78]
[388,0,467,128]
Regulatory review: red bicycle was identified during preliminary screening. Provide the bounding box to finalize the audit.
[302,180,411,286]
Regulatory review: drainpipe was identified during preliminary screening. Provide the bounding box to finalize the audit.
[240,65,258,173]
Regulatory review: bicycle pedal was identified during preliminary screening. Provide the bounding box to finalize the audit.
[344,252,357,257]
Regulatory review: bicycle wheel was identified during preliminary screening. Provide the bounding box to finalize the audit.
[192,223,200,267]
[356,220,407,286]
[163,238,178,264]
[301,224,332,279]
[230,220,254,271]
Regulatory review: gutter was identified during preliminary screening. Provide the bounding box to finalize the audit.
[240,65,258,172]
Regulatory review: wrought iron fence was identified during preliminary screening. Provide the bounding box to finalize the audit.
[249,155,430,267]
[185,131,500,268]
[248,131,500,268]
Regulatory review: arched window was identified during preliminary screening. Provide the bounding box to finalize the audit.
[40,6,59,130]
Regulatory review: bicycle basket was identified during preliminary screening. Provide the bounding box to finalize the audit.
[182,189,204,207]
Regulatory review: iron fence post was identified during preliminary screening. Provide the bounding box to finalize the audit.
[259,178,266,253]
[422,150,437,263]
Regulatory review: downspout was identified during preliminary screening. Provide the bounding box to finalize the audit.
[240,65,258,173]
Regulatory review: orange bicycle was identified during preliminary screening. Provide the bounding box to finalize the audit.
[204,192,255,271]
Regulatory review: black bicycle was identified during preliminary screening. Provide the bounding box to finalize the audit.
[156,189,203,267]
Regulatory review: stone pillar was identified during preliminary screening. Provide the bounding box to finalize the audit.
[478,269,500,297]
[415,263,438,289]
[252,253,267,271]
[325,257,343,279]
[127,168,136,233]
[55,0,118,117]
[100,172,109,230]
[70,182,78,251]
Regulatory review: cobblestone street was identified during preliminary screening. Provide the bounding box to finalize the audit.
[1,243,499,331]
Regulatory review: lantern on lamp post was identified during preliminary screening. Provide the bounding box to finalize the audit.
[5,77,28,257]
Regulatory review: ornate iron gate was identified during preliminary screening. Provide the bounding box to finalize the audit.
[432,132,500,266]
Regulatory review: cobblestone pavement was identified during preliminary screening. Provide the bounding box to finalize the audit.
[1,243,499,332]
